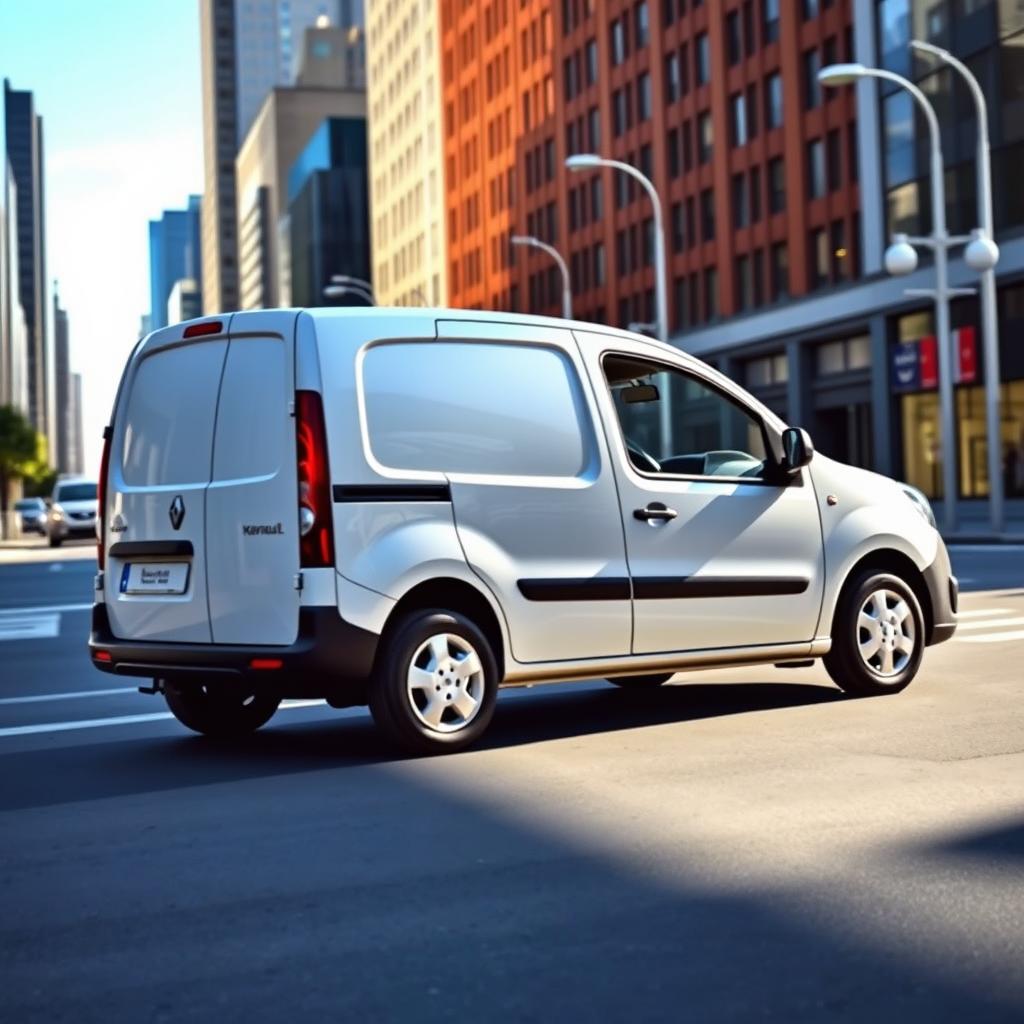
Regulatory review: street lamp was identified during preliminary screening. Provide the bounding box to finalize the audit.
[820,63,971,535]
[567,153,672,454]
[911,39,1004,533]
[510,235,572,320]
[323,279,375,305]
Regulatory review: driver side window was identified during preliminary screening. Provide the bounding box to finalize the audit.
[603,354,769,479]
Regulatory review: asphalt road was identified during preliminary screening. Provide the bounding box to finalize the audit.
[1,541,1023,1021]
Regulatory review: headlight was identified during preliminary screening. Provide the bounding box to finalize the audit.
[51,505,64,521]
[900,484,936,529]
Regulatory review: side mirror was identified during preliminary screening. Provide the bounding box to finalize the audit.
[781,427,814,474]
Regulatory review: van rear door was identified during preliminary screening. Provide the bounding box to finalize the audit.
[205,311,300,645]
[104,326,229,642]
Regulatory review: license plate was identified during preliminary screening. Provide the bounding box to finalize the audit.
[119,562,190,595]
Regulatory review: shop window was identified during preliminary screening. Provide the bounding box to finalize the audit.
[815,334,871,375]
[746,352,788,388]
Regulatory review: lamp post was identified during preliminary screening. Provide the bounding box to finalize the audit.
[323,275,375,305]
[820,63,973,535]
[566,153,672,454]
[510,235,573,319]
[911,39,1003,533]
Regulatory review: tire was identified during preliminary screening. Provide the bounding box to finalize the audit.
[48,533,62,548]
[824,570,925,697]
[369,609,499,755]
[164,680,280,737]
[608,672,675,688]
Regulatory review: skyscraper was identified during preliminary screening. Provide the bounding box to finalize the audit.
[1,146,29,416]
[148,195,201,331]
[3,79,50,446]
[68,372,84,477]
[367,0,447,306]
[199,0,363,315]
[53,289,70,473]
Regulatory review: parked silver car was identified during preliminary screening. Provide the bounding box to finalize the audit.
[14,497,47,535]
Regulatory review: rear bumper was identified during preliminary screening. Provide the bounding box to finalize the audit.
[88,603,380,700]
[923,540,957,645]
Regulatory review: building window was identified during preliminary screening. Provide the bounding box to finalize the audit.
[638,72,652,120]
[752,248,765,305]
[613,88,629,136]
[665,53,681,103]
[732,172,749,228]
[827,128,842,191]
[744,1,757,55]
[802,0,819,19]
[611,17,627,65]
[831,219,850,281]
[585,38,598,85]
[746,83,759,138]
[700,188,715,241]
[681,119,693,171]
[736,254,753,310]
[763,0,780,43]
[594,242,606,286]
[591,177,603,220]
[667,129,681,178]
[588,106,601,149]
[673,276,688,330]
[643,217,655,266]
[696,33,710,85]
[809,227,829,289]
[703,266,718,321]
[816,334,870,375]
[771,241,789,299]
[746,352,788,387]
[727,10,742,66]
[698,111,713,163]
[768,156,785,213]
[807,138,825,198]
[804,48,821,109]
[671,201,686,251]
[731,92,748,146]
[750,165,762,221]
[635,1,649,48]
[679,41,690,94]
[765,71,783,128]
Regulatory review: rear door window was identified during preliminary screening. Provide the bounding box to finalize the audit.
[121,342,228,486]
[361,341,593,477]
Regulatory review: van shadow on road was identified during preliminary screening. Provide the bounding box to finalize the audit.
[0,681,842,812]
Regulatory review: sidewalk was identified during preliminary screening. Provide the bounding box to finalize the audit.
[0,536,96,563]
[934,500,1024,545]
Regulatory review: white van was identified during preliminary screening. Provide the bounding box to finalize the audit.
[89,309,957,753]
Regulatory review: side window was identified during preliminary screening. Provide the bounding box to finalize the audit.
[603,354,769,479]
[362,341,593,477]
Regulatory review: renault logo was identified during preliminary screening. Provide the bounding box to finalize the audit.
[169,495,186,531]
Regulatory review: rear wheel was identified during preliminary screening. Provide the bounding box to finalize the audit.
[824,571,925,697]
[369,609,498,755]
[48,533,62,548]
[608,672,674,688]
[164,680,280,737]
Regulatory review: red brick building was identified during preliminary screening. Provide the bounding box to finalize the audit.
[441,0,861,331]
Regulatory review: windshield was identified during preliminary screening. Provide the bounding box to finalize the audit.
[56,483,97,502]
[15,499,43,511]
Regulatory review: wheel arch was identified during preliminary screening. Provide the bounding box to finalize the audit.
[380,577,507,680]
[829,548,934,642]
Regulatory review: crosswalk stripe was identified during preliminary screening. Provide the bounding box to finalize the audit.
[955,629,1024,644]
[957,617,1024,630]
[955,608,1012,619]
[0,699,329,738]
[0,613,59,642]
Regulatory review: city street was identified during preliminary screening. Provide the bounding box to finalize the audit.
[1,542,1022,1021]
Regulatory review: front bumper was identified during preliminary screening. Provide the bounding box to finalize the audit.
[88,603,380,701]
[923,540,957,645]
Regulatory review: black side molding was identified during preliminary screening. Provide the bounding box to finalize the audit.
[333,483,452,503]
[108,540,194,559]
[517,576,810,601]
[632,577,809,599]
[517,578,631,601]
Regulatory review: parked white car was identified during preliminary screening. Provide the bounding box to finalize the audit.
[89,309,957,753]
[47,478,98,547]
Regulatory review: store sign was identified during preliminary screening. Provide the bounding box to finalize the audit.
[891,328,978,393]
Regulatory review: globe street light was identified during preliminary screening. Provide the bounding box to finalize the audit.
[511,235,572,320]
[567,153,672,454]
[911,39,1004,533]
[820,63,972,534]
[323,281,375,305]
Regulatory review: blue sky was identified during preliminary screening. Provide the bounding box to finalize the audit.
[1,0,204,470]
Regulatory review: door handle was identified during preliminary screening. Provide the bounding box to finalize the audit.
[633,503,678,522]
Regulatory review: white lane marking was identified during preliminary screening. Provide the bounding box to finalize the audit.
[957,617,1024,631]
[947,544,1024,552]
[955,608,1012,619]
[0,699,329,738]
[955,629,1024,645]
[0,687,139,705]
[0,603,91,615]
[0,613,59,642]
[49,563,63,572]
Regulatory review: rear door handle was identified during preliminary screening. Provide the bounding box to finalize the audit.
[633,503,678,522]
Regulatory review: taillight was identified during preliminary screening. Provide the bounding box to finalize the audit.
[97,425,112,570]
[295,390,334,568]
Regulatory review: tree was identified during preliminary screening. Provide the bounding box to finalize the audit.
[0,404,45,539]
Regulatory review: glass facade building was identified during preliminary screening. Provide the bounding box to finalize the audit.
[148,195,202,331]
[286,117,370,307]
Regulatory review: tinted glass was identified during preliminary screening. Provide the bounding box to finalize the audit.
[56,483,97,502]
[363,342,592,477]
[603,355,769,479]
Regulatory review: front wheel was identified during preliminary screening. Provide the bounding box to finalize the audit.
[48,532,62,548]
[369,609,499,755]
[824,571,925,697]
[164,680,280,737]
